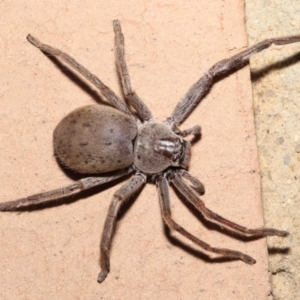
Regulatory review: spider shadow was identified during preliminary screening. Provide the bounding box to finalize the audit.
[250,51,300,82]
[268,247,290,255]
[61,163,144,222]
[210,50,300,91]
[13,51,137,210]
[14,162,133,212]
[163,226,242,264]
[35,42,300,117]
[25,45,297,262]
[159,183,289,264]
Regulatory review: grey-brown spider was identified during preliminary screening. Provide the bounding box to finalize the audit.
[1,20,300,283]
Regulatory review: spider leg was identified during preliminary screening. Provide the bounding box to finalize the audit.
[178,125,201,138]
[156,175,255,264]
[171,172,288,237]
[177,169,205,195]
[26,34,131,116]
[98,173,146,283]
[113,20,153,122]
[170,34,300,125]
[0,168,132,211]
[170,123,201,140]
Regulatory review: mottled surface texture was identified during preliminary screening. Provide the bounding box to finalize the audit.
[245,1,300,299]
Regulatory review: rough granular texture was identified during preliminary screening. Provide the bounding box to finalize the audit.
[245,1,300,299]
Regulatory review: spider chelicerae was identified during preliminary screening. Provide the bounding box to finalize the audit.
[1,20,299,283]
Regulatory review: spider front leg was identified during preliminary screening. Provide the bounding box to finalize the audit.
[169,122,201,139]
[156,175,255,264]
[113,20,153,122]
[171,172,288,238]
[170,34,300,125]
[98,173,146,283]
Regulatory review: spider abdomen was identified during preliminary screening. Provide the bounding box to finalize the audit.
[53,105,137,174]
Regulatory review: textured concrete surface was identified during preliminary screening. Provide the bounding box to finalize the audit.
[0,1,287,299]
[245,1,300,299]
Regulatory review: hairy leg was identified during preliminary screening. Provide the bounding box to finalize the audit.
[157,175,255,264]
[170,34,300,125]
[170,172,288,237]
[98,173,146,283]
[113,20,153,121]
[0,168,132,210]
[26,33,131,115]
[177,169,205,195]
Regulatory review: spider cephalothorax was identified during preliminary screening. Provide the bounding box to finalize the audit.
[1,20,299,283]
[134,122,192,173]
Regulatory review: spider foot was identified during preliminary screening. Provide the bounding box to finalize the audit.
[218,248,256,265]
[26,34,40,47]
[27,34,61,56]
[240,253,256,265]
[97,270,109,283]
[258,227,289,237]
[274,229,289,237]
